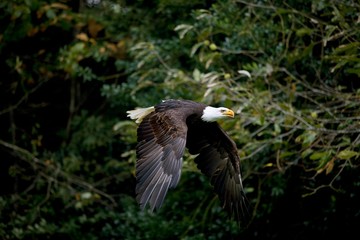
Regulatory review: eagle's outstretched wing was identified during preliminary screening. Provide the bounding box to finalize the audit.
[186,121,248,222]
[135,110,187,211]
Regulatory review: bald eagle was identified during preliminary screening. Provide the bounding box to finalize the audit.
[127,99,247,222]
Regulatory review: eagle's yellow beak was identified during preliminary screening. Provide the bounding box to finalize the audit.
[223,109,235,118]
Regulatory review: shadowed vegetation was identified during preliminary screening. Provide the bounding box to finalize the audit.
[0,0,359,239]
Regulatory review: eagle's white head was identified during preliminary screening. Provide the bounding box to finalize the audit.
[201,106,235,122]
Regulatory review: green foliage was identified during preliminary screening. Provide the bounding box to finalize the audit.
[1,0,360,239]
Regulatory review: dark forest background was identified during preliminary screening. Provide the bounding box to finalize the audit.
[1,0,360,239]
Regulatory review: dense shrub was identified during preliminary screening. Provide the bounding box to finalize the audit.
[0,0,359,239]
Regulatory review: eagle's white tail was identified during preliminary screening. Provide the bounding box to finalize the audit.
[126,106,155,123]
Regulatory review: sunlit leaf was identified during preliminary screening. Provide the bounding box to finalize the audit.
[174,24,194,39]
[238,70,251,78]
[76,33,89,42]
[337,149,359,160]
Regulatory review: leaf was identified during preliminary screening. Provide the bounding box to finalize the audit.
[325,158,335,175]
[296,131,317,147]
[238,70,251,78]
[337,149,358,160]
[192,68,201,82]
[301,148,313,159]
[190,42,205,57]
[76,33,89,42]
[333,42,360,54]
[88,19,104,38]
[264,163,273,167]
[50,3,70,10]
[310,151,328,160]
[46,9,56,19]
[81,192,92,200]
[174,24,194,39]
[296,28,313,37]
[313,150,334,171]
[302,131,317,147]
[280,151,296,158]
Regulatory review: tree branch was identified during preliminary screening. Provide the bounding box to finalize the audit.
[0,139,117,206]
